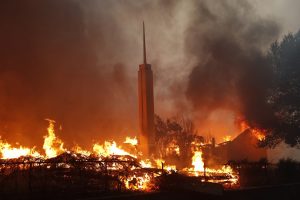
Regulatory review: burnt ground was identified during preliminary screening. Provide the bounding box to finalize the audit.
[1,183,300,200]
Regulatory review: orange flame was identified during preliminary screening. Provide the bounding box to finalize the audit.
[223,135,232,142]
[124,136,138,146]
[192,151,204,174]
[251,129,266,141]
[0,140,41,159]
[93,141,136,157]
[43,119,65,158]
[123,173,154,191]
[0,118,240,191]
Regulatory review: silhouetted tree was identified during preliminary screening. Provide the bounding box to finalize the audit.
[267,30,300,146]
[277,158,300,182]
[154,114,201,168]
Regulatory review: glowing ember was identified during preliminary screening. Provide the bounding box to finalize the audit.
[123,173,154,191]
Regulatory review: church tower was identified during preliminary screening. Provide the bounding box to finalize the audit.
[138,22,155,156]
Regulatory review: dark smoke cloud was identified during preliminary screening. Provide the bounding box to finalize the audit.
[0,0,138,148]
[0,0,183,149]
[0,0,192,150]
[0,0,293,148]
[185,0,280,131]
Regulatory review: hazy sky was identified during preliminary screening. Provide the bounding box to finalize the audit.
[0,0,299,150]
[254,0,300,34]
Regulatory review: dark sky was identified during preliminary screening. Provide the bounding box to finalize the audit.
[0,0,298,149]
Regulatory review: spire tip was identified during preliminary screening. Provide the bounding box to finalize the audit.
[143,21,147,64]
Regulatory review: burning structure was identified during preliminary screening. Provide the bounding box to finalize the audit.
[0,20,278,198]
[138,22,155,157]
[0,1,299,199]
[0,23,257,196]
[0,119,239,196]
[214,129,267,163]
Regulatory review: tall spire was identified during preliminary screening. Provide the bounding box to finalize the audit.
[143,21,147,64]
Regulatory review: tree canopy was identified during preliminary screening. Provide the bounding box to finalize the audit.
[266,30,300,147]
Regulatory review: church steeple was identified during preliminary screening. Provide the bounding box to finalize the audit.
[138,21,155,156]
[143,21,147,64]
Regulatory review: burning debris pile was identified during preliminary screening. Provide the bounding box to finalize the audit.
[0,120,239,195]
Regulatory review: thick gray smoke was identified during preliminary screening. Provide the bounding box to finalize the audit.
[0,0,293,148]
[184,0,280,133]
[0,0,183,148]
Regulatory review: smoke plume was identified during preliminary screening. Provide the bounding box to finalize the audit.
[0,0,138,148]
[0,0,292,148]
[184,0,280,138]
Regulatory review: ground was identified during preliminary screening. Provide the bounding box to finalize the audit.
[2,183,300,200]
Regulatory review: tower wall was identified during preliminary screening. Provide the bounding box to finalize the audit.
[138,63,155,156]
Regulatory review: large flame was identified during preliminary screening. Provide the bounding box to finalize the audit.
[93,141,136,157]
[43,119,65,158]
[192,151,204,172]
[182,150,239,186]
[0,140,41,159]
[0,119,239,191]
